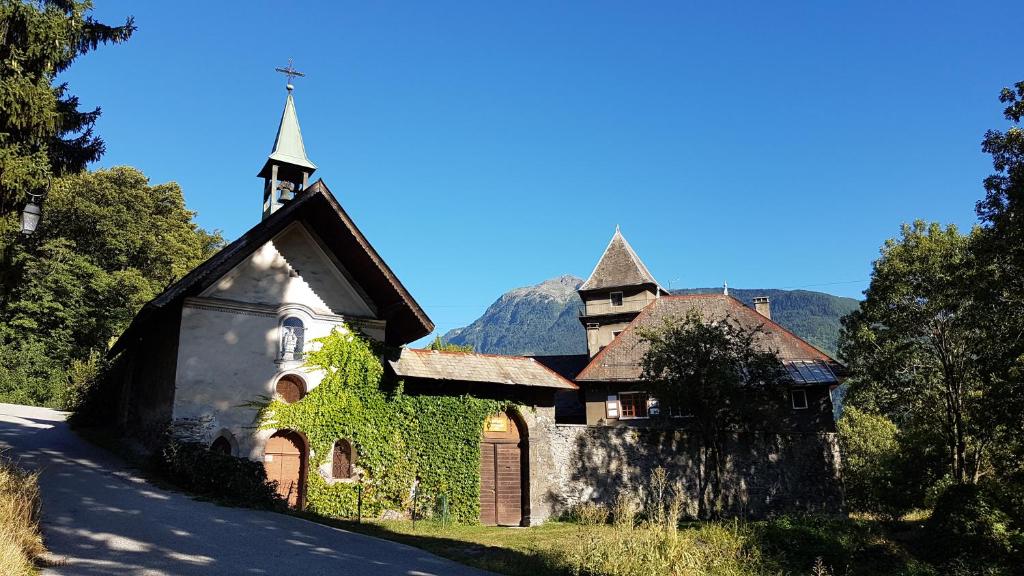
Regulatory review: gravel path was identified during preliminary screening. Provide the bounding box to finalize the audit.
[0,403,494,576]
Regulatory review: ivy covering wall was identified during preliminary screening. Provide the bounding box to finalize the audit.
[256,328,512,523]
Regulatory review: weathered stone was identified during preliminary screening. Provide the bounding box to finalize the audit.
[529,422,843,520]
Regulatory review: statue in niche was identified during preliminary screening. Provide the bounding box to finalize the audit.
[280,318,304,360]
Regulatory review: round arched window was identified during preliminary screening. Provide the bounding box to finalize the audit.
[280,317,305,360]
[276,375,306,404]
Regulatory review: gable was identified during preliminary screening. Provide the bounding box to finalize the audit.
[201,222,376,317]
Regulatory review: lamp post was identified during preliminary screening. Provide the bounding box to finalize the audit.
[20,193,42,236]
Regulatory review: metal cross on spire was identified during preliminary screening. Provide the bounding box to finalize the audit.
[275,58,305,91]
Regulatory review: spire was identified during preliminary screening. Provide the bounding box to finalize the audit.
[580,227,664,292]
[259,62,317,219]
[258,85,317,180]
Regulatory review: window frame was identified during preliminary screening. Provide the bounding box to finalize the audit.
[617,391,650,420]
[609,291,624,307]
[791,388,809,410]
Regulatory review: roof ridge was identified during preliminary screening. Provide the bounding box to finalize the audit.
[722,295,838,363]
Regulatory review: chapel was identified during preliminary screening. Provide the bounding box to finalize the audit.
[103,79,843,525]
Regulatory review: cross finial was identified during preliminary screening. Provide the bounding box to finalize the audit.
[275,58,305,91]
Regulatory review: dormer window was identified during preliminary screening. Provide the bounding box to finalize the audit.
[280,317,305,360]
[610,292,624,307]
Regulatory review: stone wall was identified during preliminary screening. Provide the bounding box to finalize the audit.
[535,424,843,519]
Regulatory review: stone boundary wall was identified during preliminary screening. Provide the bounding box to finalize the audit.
[537,423,843,519]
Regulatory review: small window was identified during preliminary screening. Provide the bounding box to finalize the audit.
[276,375,305,404]
[280,317,305,360]
[612,330,623,339]
[610,292,624,307]
[332,439,354,479]
[605,395,619,419]
[210,436,232,455]
[791,389,809,410]
[619,392,650,419]
[586,323,600,330]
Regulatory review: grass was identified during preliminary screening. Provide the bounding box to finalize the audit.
[300,509,944,576]
[0,456,46,576]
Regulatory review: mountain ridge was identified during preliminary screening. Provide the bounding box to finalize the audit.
[442,275,860,358]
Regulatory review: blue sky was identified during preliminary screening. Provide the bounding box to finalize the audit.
[65,1,1021,343]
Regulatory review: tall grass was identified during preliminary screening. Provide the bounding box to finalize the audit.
[562,471,772,576]
[0,457,45,576]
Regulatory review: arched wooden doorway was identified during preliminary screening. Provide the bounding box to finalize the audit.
[480,411,528,526]
[264,430,306,509]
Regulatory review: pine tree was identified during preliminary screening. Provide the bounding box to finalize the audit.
[0,0,134,217]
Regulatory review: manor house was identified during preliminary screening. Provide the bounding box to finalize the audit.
[105,82,842,525]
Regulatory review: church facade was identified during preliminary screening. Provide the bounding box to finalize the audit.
[104,82,842,525]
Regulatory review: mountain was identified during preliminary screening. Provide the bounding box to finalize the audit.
[442,276,861,358]
[443,275,588,356]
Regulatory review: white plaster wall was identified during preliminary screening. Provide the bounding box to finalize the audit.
[171,223,387,460]
[203,222,376,318]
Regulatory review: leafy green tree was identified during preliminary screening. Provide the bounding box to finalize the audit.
[971,81,1024,483]
[0,166,222,406]
[0,0,134,217]
[836,407,934,520]
[639,311,788,518]
[425,335,473,352]
[840,221,990,485]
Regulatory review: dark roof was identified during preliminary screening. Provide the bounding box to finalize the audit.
[111,180,433,352]
[576,294,841,382]
[579,228,664,292]
[530,354,591,382]
[389,349,578,390]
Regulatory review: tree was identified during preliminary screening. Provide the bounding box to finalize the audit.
[639,311,787,518]
[840,221,990,485]
[425,335,473,353]
[971,81,1024,482]
[0,166,222,406]
[836,407,935,520]
[0,0,134,217]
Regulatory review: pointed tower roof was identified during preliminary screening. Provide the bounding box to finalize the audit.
[258,86,317,179]
[580,227,665,292]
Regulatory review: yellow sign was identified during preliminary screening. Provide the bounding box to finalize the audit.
[485,414,509,433]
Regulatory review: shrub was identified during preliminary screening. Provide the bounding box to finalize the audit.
[53,352,102,412]
[837,407,920,519]
[923,483,1016,569]
[0,456,45,576]
[152,441,281,508]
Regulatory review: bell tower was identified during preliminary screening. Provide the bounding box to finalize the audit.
[578,227,667,356]
[258,61,316,219]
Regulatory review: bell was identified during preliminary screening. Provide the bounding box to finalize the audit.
[278,180,296,202]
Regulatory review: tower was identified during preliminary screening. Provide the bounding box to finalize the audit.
[578,227,667,357]
[258,71,316,219]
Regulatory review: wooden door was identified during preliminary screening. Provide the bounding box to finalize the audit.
[264,430,305,508]
[480,412,524,526]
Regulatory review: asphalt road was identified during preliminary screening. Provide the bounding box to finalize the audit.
[0,403,494,576]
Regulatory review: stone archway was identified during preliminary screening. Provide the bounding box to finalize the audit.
[264,430,307,509]
[479,411,528,526]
